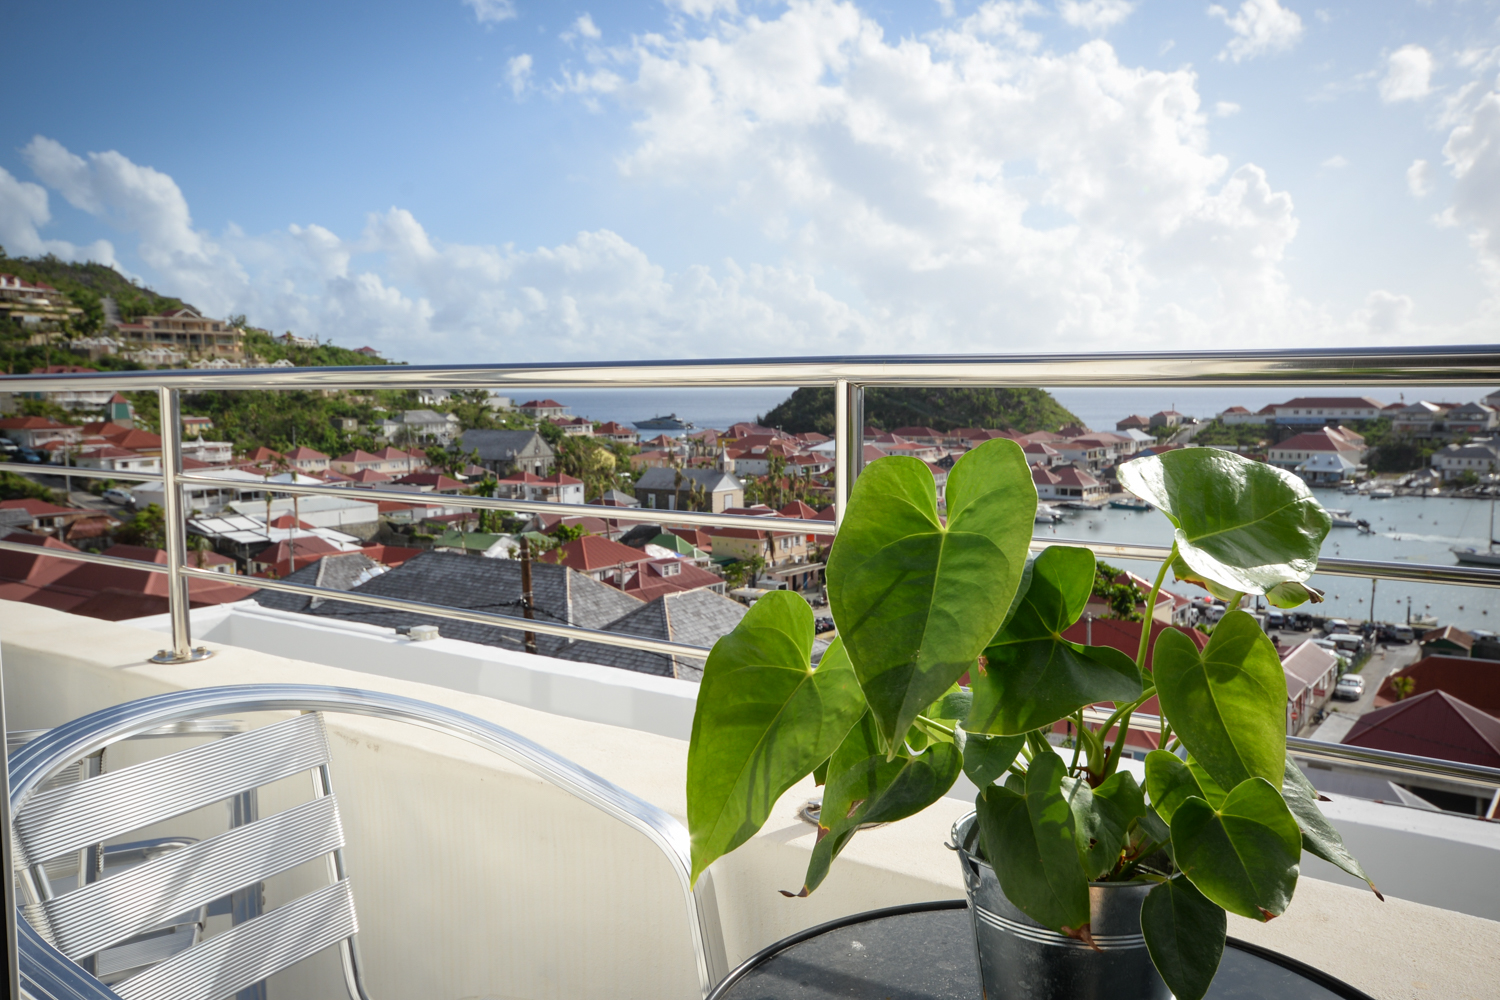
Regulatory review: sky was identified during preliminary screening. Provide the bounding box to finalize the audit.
[2,0,1498,364]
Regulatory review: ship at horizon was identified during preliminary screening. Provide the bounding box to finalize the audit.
[633,413,691,430]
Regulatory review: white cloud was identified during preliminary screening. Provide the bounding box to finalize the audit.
[1321,154,1348,169]
[1057,0,1134,33]
[1208,0,1303,63]
[569,13,601,39]
[1407,159,1431,197]
[462,0,517,25]
[1379,45,1433,103]
[1215,101,1241,117]
[665,0,739,18]
[1442,88,1500,269]
[21,136,244,311]
[0,165,116,265]
[506,54,533,97]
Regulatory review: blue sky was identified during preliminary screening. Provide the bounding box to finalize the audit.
[2,1,1498,362]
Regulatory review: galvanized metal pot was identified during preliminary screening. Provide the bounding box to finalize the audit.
[951,812,1171,1000]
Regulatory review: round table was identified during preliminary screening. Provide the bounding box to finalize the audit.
[709,900,1372,1000]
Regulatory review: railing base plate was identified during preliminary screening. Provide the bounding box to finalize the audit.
[149,647,217,664]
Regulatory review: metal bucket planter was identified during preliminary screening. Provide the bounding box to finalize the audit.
[952,813,1170,1000]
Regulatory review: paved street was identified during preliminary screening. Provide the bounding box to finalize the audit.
[1327,640,1422,716]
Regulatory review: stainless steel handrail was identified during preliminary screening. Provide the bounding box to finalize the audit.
[8,684,728,997]
[1,344,1497,392]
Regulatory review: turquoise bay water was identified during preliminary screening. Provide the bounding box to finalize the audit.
[1039,493,1498,632]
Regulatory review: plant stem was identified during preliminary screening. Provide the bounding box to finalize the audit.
[914,714,955,737]
[1134,542,1177,674]
[1068,711,1084,772]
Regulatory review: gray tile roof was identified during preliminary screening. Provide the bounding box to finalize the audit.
[461,429,553,461]
[254,550,641,655]
[633,466,742,493]
[555,588,747,681]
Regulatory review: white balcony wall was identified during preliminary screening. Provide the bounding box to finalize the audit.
[2,601,1498,1000]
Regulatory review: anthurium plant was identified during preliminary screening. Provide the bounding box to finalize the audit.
[686,440,1380,1000]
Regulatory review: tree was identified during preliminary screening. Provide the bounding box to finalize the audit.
[1092,560,1143,621]
[0,471,56,504]
[425,443,480,478]
[721,555,765,589]
[116,504,166,548]
[1390,675,1415,700]
[550,523,589,543]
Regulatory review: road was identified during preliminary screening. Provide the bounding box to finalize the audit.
[1327,639,1421,716]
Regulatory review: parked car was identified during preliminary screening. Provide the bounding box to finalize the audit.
[1332,634,1364,653]
[17,448,43,464]
[1380,624,1414,644]
[101,488,135,506]
[1323,618,1351,635]
[1265,609,1286,630]
[1334,674,1365,701]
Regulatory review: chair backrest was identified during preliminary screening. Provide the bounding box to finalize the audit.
[12,712,365,1000]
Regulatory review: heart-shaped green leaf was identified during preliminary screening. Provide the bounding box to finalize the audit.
[794,712,962,896]
[1119,449,1331,598]
[1171,777,1302,921]
[686,596,867,883]
[1062,771,1142,880]
[968,546,1142,735]
[1283,756,1381,898]
[1144,750,1203,825]
[975,752,1090,935]
[1142,876,1227,1000]
[827,439,1036,750]
[956,728,1024,787]
[1153,610,1287,791]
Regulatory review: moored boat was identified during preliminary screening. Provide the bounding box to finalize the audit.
[1109,496,1152,511]
[1369,488,1395,499]
[1327,508,1358,528]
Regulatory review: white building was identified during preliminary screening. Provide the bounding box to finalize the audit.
[1432,441,1500,481]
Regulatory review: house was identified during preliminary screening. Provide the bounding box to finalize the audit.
[1115,415,1151,431]
[631,450,675,471]
[1281,640,1340,736]
[178,439,233,465]
[553,589,747,681]
[284,446,331,474]
[1432,441,1500,481]
[551,417,594,438]
[248,534,348,576]
[386,410,461,445]
[181,415,214,436]
[1391,401,1450,437]
[517,399,570,420]
[1053,437,1114,470]
[890,427,947,445]
[112,306,244,358]
[1294,451,1363,484]
[1375,655,1500,714]
[329,450,385,475]
[1148,410,1184,429]
[1023,442,1063,466]
[1217,406,1271,425]
[74,446,161,475]
[391,472,467,494]
[612,558,727,602]
[494,471,586,505]
[1266,426,1367,470]
[1343,690,1500,770]
[868,433,940,461]
[634,467,744,513]
[0,416,81,449]
[461,429,555,477]
[355,346,382,358]
[0,499,93,535]
[1271,397,1385,425]
[250,551,642,659]
[540,536,651,584]
[595,421,638,444]
[1445,402,1498,435]
[1031,465,1106,500]
[593,488,640,508]
[0,274,83,330]
[1420,625,1474,659]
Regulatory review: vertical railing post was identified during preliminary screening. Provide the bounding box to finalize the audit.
[835,380,865,530]
[152,387,213,664]
[0,644,18,1000]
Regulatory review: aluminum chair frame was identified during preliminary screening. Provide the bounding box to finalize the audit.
[10,684,726,1000]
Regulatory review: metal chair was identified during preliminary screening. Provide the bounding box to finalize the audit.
[10,684,726,1000]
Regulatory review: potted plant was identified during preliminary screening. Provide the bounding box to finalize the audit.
[686,440,1379,1000]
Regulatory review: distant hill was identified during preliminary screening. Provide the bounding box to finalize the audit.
[0,250,186,333]
[760,386,1081,436]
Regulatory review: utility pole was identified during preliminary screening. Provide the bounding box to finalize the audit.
[520,536,538,655]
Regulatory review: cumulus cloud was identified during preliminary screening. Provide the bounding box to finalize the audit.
[1208,0,1303,63]
[1442,88,1500,269]
[0,165,116,265]
[1057,0,1134,32]
[1407,159,1431,197]
[571,13,601,39]
[462,0,516,25]
[1380,45,1433,103]
[506,54,533,97]
[665,0,739,18]
[1215,101,1241,117]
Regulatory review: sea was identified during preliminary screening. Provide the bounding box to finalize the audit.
[535,383,1492,633]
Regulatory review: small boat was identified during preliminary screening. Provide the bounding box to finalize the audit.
[1035,505,1064,524]
[1369,488,1395,499]
[1452,546,1500,566]
[1109,496,1152,511]
[633,413,687,430]
[1355,519,1374,534]
[1056,501,1095,510]
[1410,613,1439,627]
[1339,484,1359,494]
[1327,508,1358,528]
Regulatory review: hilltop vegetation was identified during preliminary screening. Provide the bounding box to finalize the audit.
[0,249,186,331]
[760,386,1081,435]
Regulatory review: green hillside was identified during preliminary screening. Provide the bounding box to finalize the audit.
[760,386,1081,435]
[0,248,187,332]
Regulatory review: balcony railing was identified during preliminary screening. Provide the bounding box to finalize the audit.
[3,347,1499,790]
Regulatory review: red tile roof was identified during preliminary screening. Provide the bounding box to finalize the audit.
[245,447,284,462]
[1275,397,1385,410]
[347,468,393,483]
[267,515,316,529]
[778,500,820,520]
[1375,655,1500,715]
[392,472,466,491]
[541,535,651,572]
[0,416,78,430]
[285,446,329,460]
[0,499,77,517]
[519,398,565,408]
[1344,690,1500,768]
[611,559,724,601]
[331,449,380,464]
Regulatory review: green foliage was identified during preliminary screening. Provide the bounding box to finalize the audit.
[760,386,1081,435]
[1093,560,1143,620]
[1188,419,1269,449]
[0,251,184,332]
[683,434,1367,1000]
[550,523,588,543]
[827,439,1035,749]
[238,328,392,368]
[177,388,390,456]
[685,602,866,883]
[115,504,166,549]
[0,471,56,503]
